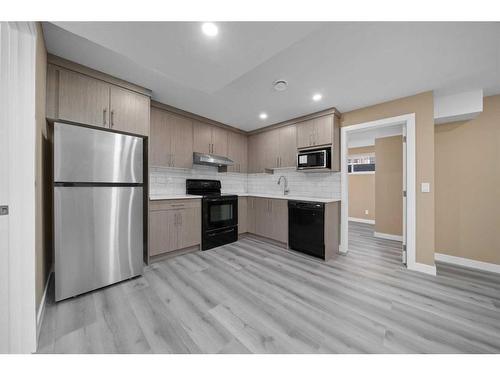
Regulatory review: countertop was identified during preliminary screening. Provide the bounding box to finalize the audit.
[233,193,340,203]
[150,194,203,201]
[150,193,340,203]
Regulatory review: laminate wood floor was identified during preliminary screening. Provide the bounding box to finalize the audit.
[37,222,500,353]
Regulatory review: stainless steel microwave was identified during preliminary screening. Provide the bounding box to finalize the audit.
[297,148,331,170]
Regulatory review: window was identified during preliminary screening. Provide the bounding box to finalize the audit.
[348,153,375,174]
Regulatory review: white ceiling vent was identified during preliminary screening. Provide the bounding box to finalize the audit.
[273,79,288,92]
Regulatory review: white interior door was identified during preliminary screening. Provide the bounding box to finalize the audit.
[402,125,408,265]
[0,22,37,353]
[0,22,10,353]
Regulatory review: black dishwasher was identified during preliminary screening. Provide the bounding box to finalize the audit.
[288,200,325,259]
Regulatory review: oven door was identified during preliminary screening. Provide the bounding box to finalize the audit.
[297,150,327,169]
[203,196,238,231]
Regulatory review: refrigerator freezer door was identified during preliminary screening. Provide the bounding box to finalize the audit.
[54,122,143,183]
[54,186,143,301]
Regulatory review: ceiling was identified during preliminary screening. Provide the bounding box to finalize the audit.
[347,124,403,148]
[43,22,500,131]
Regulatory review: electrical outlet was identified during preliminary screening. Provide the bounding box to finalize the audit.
[364,209,369,215]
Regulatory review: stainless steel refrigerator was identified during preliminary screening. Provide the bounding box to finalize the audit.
[53,122,144,301]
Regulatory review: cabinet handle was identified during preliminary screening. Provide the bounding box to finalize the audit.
[172,154,175,167]
[103,109,107,126]
[110,110,114,128]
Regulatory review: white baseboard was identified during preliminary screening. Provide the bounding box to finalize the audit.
[408,261,437,276]
[348,217,375,225]
[435,253,500,274]
[36,271,52,341]
[374,231,403,242]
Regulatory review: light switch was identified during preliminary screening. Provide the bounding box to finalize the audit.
[421,182,430,193]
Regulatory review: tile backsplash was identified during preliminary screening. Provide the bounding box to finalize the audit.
[150,165,341,199]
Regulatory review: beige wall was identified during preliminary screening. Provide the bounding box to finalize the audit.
[375,136,403,236]
[342,91,435,266]
[435,95,500,265]
[349,174,375,221]
[348,146,375,221]
[35,23,49,311]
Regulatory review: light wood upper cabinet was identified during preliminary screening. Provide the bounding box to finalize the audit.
[297,114,334,148]
[109,86,150,136]
[278,125,297,168]
[150,107,193,168]
[193,122,228,156]
[170,114,194,169]
[48,65,150,136]
[212,126,228,156]
[193,121,213,154]
[248,125,296,171]
[296,119,315,148]
[58,69,110,128]
[228,132,248,173]
[313,115,333,147]
[150,107,173,167]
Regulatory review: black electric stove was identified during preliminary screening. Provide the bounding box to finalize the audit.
[186,179,238,250]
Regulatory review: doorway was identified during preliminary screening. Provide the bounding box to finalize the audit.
[340,114,417,271]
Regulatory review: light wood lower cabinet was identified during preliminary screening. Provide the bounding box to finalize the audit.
[252,197,288,243]
[149,199,201,257]
[247,197,256,234]
[238,197,247,234]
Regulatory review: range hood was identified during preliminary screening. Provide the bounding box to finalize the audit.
[193,152,234,167]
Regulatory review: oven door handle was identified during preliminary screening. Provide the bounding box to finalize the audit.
[207,228,235,237]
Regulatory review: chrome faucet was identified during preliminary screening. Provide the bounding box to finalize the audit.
[277,175,290,195]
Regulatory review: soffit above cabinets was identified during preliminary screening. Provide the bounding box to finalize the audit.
[43,22,500,131]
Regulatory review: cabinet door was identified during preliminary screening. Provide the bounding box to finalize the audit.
[193,121,213,154]
[58,69,110,128]
[228,132,248,173]
[110,86,150,136]
[270,199,288,243]
[247,197,256,233]
[262,129,280,169]
[149,209,178,256]
[313,115,333,147]
[278,125,297,167]
[255,198,273,239]
[248,134,261,173]
[238,197,248,234]
[170,114,193,168]
[150,107,173,167]
[178,206,201,249]
[212,126,228,156]
[296,119,315,148]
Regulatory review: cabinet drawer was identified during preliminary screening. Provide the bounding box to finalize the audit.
[149,199,201,211]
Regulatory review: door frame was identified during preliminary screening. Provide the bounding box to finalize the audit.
[340,113,418,272]
[0,22,38,353]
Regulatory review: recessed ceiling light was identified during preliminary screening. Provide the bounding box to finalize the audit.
[273,79,288,92]
[201,22,218,37]
[259,113,268,120]
[312,93,323,101]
